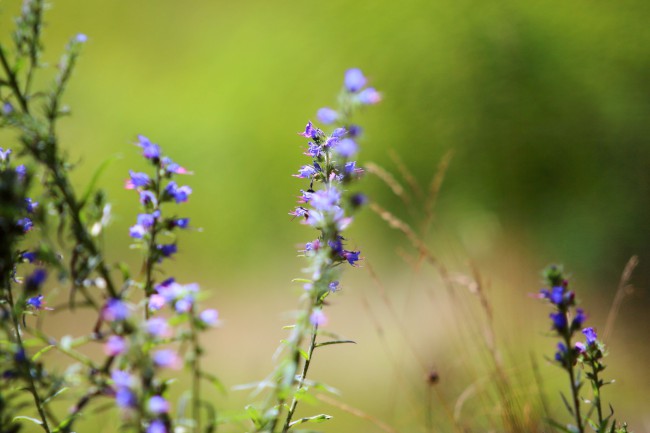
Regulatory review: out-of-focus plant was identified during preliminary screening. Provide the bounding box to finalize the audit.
[0,2,219,433]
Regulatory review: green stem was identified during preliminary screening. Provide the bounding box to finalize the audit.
[5,277,52,433]
[563,330,584,433]
[281,320,319,433]
[590,362,604,426]
[0,44,30,113]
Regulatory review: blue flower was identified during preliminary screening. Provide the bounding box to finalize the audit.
[139,190,157,206]
[137,135,161,159]
[104,335,127,356]
[199,309,219,326]
[147,419,167,433]
[344,68,367,92]
[299,121,325,142]
[357,87,381,104]
[1,103,13,116]
[165,181,192,203]
[21,252,37,263]
[162,157,189,174]
[554,342,567,362]
[157,243,177,259]
[102,298,130,322]
[334,138,358,158]
[317,108,338,124]
[148,396,170,415]
[550,286,564,305]
[125,171,150,189]
[550,312,567,331]
[153,349,181,369]
[294,165,317,179]
[25,269,47,292]
[342,250,361,266]
[25,198,38,213]
[75,33,88,43]
[582,327,598,345]
[174,218,190,228]
[17,217,33,233]
[26,295,45,310]
[129,224,147,239]
[0,147,11,161]
[115,388,137,409]
[572,308,586,329]
[15,165,26,180]
[309,188,341,212]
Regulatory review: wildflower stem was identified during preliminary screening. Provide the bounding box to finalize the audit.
[190,307,202,433]
[590,363,604,426]
[0,45,30,113]
[5,276,52,433]
[281,320,319,433]
[563,330,584,433]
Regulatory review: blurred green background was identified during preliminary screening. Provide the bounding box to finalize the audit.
[1,0,649,430]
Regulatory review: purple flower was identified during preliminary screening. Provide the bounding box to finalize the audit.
[317,108,338,124]
[129,224,147,239]
[342,250,361,266]
[550,312,567,332]
[199,309,219,326]
[148,396,170,415]
[25,269,47,292]
[149,294,166,311]
[348,125,362,137]
[350,193,368,208]
[289,207,308,219]
[299,121,324,141]
[0,147,11,161]
[125,171,150,189]
[328,238,343,255]
[146,317,172,337]
[310,309,328,326]
[572,308,586,328]
[174,297,193,313]
[137,135,161,159]
[305,142,321,158]
[152,349,181,369]
[26,295,45,310]
[21,251,36,263]
[309,188,341,211]
[139,190,157,206]
[294,165,317,179]
[17,217,33,232]
[582,327,598,345]
[157,243,177,259]
[25,198,38,213]
[165,181,192,203]
[550,286,564,305]
[111,370,135,388]
[162,157,189,175]
[333,138,358,158]
[15,164,26,180]
[138,212,157,228]
[357,87,381,104]
[1,103,13,116]
[174,218,190,229]
[575,341,586,353]
[305,239,320,251]
[104,335,128,356]
[554,342,567,362]
[344,68,367,92]
[147,419,167,433]
[102,298,130,322]
[75,33,88,43]
[329,281,339,292]
[115,388,137,409]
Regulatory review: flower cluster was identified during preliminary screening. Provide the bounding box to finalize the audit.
[538,265,621,433]
[289,69,380,313]
[92,138,218,433]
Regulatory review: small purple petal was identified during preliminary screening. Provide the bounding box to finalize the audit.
[317,108,338,124]
[344,68,367,92]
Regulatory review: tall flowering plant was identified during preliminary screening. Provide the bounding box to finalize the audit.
[0,3,219,433]
[538,265,629,433]
[247,69,380,433]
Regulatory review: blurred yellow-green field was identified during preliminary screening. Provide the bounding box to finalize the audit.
[1,0,649,431]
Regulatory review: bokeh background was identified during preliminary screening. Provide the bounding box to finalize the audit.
[1,0,649,431]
